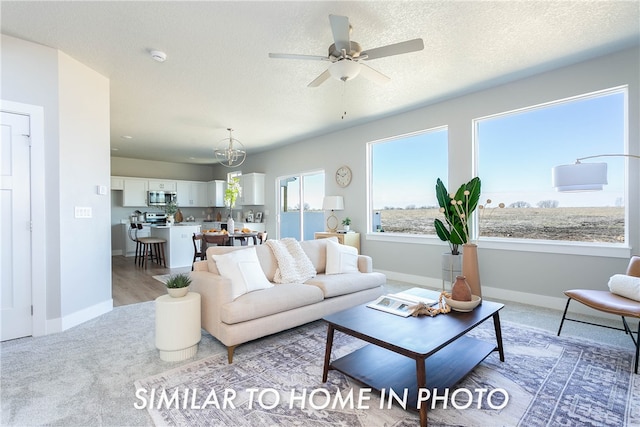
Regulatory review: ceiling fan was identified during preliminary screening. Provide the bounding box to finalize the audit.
[269,14,424,87]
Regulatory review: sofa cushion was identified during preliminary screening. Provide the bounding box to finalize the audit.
[305,272,386,298]
[207,244,278,282]
[220,283,324,324]
[325,239,359,274]
[300,237,335,274]
[212,247,273,300]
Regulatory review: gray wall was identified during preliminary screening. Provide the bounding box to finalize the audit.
[221,47,639,310]
[2,35,112,327]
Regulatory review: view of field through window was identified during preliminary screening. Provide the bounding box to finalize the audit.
[371,88,626,243]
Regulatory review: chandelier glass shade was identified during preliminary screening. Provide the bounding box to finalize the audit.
[214,128,246,167]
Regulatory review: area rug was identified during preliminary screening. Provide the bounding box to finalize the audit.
[152,274,171,284]
[135,320,639,427]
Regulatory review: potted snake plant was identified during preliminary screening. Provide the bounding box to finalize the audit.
[165,273,192,298]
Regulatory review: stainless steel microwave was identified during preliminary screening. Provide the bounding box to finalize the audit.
[148,191,177,206]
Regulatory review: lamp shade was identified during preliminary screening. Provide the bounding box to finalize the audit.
[552,162,608,192]
[322,196,344,211]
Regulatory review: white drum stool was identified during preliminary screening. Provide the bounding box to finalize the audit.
[155,292,201,362]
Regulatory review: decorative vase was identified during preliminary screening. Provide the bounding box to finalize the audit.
[441,253,462,291]
[462,243,482,299]
[451,276,472,301]
[166,215,175,225]
[175,209,183,223]
[227,216,235,233]
[344,225,350,232]
[167,287,189,298]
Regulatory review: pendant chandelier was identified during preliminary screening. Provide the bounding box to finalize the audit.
[214,128,246,167]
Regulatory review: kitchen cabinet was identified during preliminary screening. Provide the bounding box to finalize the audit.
[151,224,201,268]
[207,180,226,207]
[239,173,265,205]
[111,177,124,191]
[314,232,360,254]
[123,178,148,207]
[177,181,208,207]
[148,179,177,192]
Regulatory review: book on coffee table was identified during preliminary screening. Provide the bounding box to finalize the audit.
[367,287,438,317]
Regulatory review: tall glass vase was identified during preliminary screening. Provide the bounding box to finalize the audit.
[462,243,482,298]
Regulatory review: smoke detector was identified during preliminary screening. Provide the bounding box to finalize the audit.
[150,50,167,62]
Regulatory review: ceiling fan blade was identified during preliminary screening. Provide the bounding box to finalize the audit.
[307,69,331,87]
[357,63,391,85]
[361,38,425,61]
[269,53,329,61]
[329,14,351,52]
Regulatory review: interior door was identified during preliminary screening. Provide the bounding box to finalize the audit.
[1,111,32,341]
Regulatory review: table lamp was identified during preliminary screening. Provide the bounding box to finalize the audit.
[322,196,344,232]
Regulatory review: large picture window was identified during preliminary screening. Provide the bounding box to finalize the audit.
[369,127,448,235]
[475,87,626,244]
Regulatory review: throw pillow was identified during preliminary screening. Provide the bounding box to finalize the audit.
[212,248,273,300]
[325,239,359,275]
[608,274,640,301]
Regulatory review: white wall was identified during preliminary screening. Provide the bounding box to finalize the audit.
[229,47,640,310]
[1,35,112,330]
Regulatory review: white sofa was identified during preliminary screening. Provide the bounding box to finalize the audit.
[190,237,385,363]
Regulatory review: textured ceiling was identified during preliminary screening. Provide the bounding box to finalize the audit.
[1,1,638,164]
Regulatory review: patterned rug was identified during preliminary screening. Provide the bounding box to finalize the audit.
[135,319,639,426]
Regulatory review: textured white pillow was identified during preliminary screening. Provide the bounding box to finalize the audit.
[212,248,273,299]
[325,239,359,275]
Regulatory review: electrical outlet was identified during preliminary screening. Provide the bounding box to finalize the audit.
[74,206,92,218]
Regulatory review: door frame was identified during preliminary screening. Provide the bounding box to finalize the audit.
[1,100,47,336]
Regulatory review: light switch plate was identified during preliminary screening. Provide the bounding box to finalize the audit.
[74,206,92,218]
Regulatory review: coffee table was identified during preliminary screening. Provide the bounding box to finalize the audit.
[322,292,504,427]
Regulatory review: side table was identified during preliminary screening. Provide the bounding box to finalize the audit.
[155,292,201,361]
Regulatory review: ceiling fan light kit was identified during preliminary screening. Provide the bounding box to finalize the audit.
[268,14,424,87]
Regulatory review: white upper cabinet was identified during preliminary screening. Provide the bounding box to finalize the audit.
[111,176,124,191]
[177,181,208,207]
[148,179,177,192]
[123,178,148,207]
[239,173,265,205]
[208,180,226,207]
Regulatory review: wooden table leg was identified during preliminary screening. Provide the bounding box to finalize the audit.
[416,358,427,427]
[493,312,505,362]
[322,324,335,383]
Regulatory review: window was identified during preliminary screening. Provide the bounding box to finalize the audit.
[369,127,448,235]
[475,87,626,244]
[278,171,325,240]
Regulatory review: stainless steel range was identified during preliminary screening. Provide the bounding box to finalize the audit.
[145,212,167,225]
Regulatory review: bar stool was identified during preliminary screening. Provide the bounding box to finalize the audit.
[138,236,167,268]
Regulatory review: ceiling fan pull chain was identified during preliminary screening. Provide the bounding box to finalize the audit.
[341,81,348,120]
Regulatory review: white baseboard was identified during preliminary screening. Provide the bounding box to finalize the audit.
[45,299,114,334]
[377,269,620,322]
[112,249,123,256]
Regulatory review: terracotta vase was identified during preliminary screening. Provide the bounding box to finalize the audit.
[451,276,472,301]
[462,243,482,298]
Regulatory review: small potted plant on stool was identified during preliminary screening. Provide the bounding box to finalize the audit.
[165,273,192,298]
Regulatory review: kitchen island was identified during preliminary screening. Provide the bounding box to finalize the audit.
[151,224,201,269]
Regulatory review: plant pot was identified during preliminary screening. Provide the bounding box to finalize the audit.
[167,287,189,298]
[166,215,175,225]
[343,225,350,232]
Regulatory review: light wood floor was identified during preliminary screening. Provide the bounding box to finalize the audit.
[111,255,187,306]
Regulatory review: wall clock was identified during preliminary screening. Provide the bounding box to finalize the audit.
[336,165,352,187]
